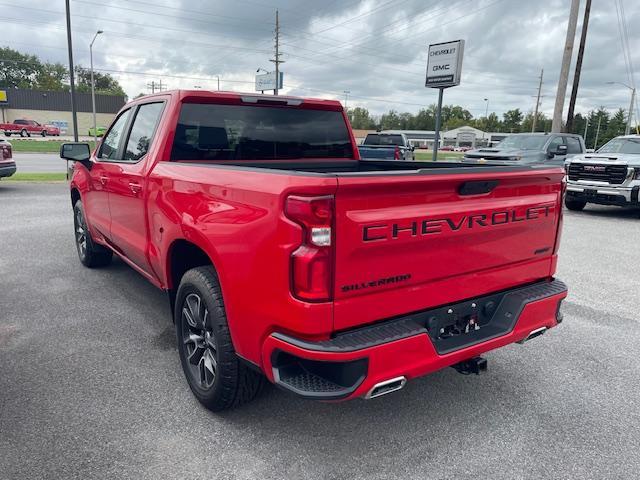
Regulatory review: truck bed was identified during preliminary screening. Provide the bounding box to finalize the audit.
[175,159,542,175]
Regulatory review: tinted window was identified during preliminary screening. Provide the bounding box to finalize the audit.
[170,103,353,161]
[547,136,564,152]
[100,109,131,160]
[124,102,164,162]
[598,138,640,154]
[565,136,582,154]
[497,135,549,150]
[14,120,27,125]
[364,134,403,146]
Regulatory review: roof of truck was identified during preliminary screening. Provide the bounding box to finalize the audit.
[132,89,344,109]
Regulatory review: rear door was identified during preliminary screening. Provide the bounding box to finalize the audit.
[332,167,564,330]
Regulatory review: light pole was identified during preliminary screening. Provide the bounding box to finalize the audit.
[90,30,103,144]
[216,75,220,91]
[483,98,489,145]
[606,81,636,135]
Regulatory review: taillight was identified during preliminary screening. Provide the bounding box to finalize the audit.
[394,146,401,160]
[1,144,11,160]
[285,195,334,302]
[553,176,567,254]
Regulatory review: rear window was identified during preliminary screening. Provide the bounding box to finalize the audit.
[14,120,27,125]
[170,103,353,161]
[364,134,403,146]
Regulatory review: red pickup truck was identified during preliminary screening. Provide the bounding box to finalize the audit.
[2,119,60,137]
[60,90,568,411]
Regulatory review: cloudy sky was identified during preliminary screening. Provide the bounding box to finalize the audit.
[4,0,639,118]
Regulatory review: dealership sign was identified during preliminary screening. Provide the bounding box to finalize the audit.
[255,71,284,91]
[425,40,465,88]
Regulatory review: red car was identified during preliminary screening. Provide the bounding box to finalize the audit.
[1,119,58,137]
[61,90,567,411]
[440,145,454,151]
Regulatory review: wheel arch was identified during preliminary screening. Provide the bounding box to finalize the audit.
[70,187,81,207]
[165,238,219,315]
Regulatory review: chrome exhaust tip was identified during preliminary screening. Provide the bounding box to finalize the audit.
[365,376,407,399]
[517,326,547,344]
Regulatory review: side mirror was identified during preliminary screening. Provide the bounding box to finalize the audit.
[60,143,91,162]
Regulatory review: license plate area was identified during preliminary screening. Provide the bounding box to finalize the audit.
[583,189,598,197]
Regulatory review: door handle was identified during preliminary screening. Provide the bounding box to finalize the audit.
[128,182,142,194]
[99,176,108,185]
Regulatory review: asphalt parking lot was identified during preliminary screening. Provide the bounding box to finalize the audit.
[1,182,639,480]
[12,153,67,173]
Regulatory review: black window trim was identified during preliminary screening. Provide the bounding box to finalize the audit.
[120,100,166,164]
[96,107,133,163]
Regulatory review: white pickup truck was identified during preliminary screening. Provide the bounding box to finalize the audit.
[565,135,640,212]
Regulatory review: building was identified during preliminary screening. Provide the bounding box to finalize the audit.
[382,127,515,149]
[0,88,125,136]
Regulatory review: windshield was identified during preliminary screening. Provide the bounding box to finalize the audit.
[496,135,549,151]
[364,134,404,146]
[597,137,640,155]
[170,103,353,161]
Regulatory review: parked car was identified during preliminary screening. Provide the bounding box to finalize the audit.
[1,119,50,137]
[61,90,567,411]
[88,126,107,137]
[463,133,585,166]
[564,134,640,212]
[440,145,455,151]
[358,133,415,160]
[43,124,61,136]
[0,138,15,179]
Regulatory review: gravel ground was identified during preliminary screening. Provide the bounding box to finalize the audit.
[1,182,639,480]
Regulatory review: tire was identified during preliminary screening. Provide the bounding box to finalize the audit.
[20,129,27,137]
[73,200,113,268]
[564,197,586,211]
[4,132,10,137]
[175,266,264,411]
[41,130,47,137]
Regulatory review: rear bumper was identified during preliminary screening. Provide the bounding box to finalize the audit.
[262,279,568,400]
[566,183,640,206]
[0,162,16,178]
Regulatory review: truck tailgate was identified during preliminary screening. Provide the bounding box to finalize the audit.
[333,167,564,331]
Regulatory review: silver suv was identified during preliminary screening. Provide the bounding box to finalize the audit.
[464,133,585,166]
[565,135,640,212]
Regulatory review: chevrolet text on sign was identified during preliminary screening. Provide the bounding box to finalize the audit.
[425,40,465,88]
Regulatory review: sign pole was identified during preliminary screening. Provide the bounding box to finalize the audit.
[425,39,464,163]
[432,87,444,162]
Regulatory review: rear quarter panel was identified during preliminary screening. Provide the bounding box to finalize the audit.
[146,163,338,365]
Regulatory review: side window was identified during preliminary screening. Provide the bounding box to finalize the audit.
[565,136,582,154]
[99,109,131,160]
[547,136,564,152]
[124,102,165,162]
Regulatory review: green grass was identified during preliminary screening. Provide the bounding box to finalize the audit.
[7,139,97,153]
[5,172,67,182]
[414,150,464,161]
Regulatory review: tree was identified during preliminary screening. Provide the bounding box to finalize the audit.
[348,107,377,129]
[502,109,523,133]
[522,111,551,133]
[0,47,41,88]
[603,108,626,145]
[379,110,401,130]
[35,62,68,91]
[75,66,126,96]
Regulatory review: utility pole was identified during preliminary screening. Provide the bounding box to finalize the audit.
[566,0,591,132]
[269,10,284,95]
[626,88,636,135]
[594,114,602,149]
[583,115,589,140]
[532,69,544,132]
[552,0,580,133]
[65,0,78,142]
